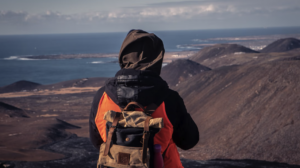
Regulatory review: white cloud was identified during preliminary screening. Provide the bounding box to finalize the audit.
[0,2,298,22]
[0,0,300,34]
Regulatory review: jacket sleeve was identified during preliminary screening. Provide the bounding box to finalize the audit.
[89,87,105,150]
[164,90,199,150]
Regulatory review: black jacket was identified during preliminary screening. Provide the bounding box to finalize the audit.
[89,69,199,150]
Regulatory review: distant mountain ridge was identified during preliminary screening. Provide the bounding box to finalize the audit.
[0,80,41,93]
[190,44,259,65]
[188,38,300,69]
[161,59,211,87]
[0,77,108,94]
[261,38,300,53]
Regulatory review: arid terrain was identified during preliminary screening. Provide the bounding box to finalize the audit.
[1,38,300,168]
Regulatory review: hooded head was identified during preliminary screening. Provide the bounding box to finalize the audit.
[118,29,165,75]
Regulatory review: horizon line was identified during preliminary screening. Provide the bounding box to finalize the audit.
[1,26,300,36]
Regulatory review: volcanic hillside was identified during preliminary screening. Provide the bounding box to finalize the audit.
[261,38,300,53]
[190,44,259,67]
[0,101,80,161]
[175,58,300,165]
[0,77,107,93]
[0,80,41,93]
[0,101,29,118]
[160,59,211,87]
[188,43,300,69]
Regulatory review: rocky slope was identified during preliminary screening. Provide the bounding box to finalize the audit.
[175,58,300,165]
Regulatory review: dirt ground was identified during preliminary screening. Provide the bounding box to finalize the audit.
[0,88,97,162]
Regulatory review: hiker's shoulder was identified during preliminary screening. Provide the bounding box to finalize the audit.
[165,89,182,102]
[92,87,105,104]
[95,87,105,96]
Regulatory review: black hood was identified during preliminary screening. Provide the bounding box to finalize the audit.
[104,69,169,108]
[118,29,165,75]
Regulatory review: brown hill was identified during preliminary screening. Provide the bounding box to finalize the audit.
[0,80,41,93]
[0,115,80,161]
[0,101,29,118]
[41,118,81,143]
[261,38,300,53]
[38,77,108,90]
[190,44,259,66]
[176,59,300,165]
[189,47,300,69]
[0,77,108,94]
[160,59,211,87]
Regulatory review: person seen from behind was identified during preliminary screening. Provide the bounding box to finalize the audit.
[89,29,199,168]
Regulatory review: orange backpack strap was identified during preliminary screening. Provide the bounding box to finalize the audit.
[152,102,184,168]
[95,92,121,142]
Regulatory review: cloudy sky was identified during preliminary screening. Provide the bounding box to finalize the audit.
[0,0,299,35]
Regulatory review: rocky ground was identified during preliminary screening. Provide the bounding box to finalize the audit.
[1,136,299,168]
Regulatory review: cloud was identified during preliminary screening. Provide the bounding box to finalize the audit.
[0,2,299,22]
[0,0,300,34]
[0,11,28,22]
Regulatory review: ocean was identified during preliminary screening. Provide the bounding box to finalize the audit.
[1,27,300,87]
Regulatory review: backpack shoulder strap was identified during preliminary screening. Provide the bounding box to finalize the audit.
[104,112,121,156]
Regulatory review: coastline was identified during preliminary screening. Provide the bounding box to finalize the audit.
[0,87,101,98]
[19,50,197,63]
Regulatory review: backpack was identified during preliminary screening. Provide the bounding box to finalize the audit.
[97,102,163,168]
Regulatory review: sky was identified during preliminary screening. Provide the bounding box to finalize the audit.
[0,0,300,35]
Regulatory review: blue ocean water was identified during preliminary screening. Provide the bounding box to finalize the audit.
[1,27,300,87]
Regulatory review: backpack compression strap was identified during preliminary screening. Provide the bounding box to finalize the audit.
[142,116,152,163]
[103,112,121,156]
[123,101,158,115]
[124,102,145,111]
[123,101,157,163]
